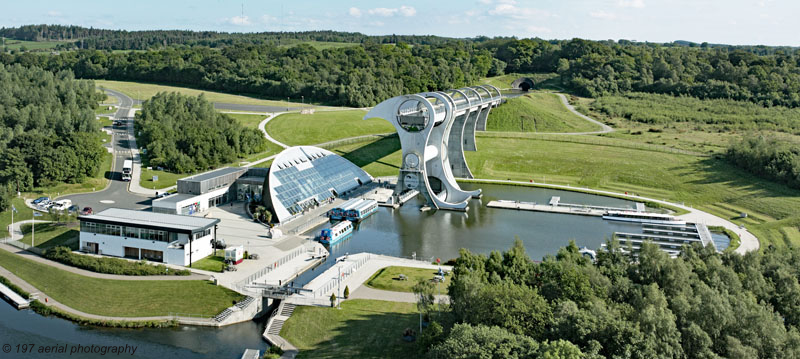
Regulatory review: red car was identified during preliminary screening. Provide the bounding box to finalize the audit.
[80,207,93,215]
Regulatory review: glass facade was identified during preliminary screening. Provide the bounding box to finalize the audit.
[80,221,187,243]
[272,154,366,216]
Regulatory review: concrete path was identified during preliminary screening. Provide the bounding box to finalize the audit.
[258,112,290,149]
[468,178,759,255]
[549,93,614,135]
[350,286,448,303]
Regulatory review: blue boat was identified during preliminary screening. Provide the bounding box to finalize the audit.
[328,199,363,220]
[345,199,378,221]
[319,220,354,245]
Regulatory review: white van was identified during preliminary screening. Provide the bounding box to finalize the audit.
[51,199,72,211]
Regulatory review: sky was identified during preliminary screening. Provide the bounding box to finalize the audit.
[2,0,799,46]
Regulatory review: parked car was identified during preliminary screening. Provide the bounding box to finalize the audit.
[33,197,50,205]
[213,239,227,249]
[51,199,72,211]
[80,207,93,215]
[248,253,260,260]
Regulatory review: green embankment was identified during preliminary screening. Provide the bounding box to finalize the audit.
[280,299,418,359]
[225,113,266,129]
[0,248,242,317]
[267,110,395,146]
[487,93,601,133]
[18,223,79,250]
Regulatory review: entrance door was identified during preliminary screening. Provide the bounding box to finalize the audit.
[86,242,99,254]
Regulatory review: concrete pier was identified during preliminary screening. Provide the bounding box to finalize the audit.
[487,200,604,216]
[0,282,29,309]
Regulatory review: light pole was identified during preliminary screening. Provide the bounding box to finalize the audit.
[337,266,342,309]
[287,97,289,112]
[301,96,304,109]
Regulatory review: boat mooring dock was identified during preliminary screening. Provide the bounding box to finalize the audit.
[488,196,643,217]
[0,282,30,309]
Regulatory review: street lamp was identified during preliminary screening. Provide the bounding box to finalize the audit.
[301,96,304,108]
[287,97,289,112]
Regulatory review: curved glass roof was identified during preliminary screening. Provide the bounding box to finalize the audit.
[266,146,373,223]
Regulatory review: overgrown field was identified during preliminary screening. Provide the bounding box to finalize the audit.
[95,79,305,107]
[487,93,600,133]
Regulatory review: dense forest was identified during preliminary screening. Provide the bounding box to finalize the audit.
[726,136,800,189]
[0,25,457,50]
[415,240,800,358]
[3,26,800,108]
[0,64,105,211]
[136,92,267,173]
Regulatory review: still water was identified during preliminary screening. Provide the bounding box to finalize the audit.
[294,183,650,285]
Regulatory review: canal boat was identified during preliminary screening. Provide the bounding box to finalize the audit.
[345,199,378,221]
[328,198,363,220]
[602,210,686,225]
[319,220,354,245]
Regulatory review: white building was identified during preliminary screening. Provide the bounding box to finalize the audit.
[78,208,219,266]
[152,167,267,215]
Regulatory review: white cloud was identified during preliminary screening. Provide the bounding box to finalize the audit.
[399,6,416,17]
[617,0,645,8]
[349,6,417,17]
[590,10,618,20]
[226,15,251,26]
[489,3,551,20]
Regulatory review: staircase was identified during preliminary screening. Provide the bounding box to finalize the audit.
[280,303,296,317]
[264,302,297,340]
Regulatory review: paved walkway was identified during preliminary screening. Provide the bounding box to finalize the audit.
[350,286,448,303]
[468,178,759,255]
[258,112,290,149]
[551,93,614,135]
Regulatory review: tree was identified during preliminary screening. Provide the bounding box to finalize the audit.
[343,285,350,299]
[329,293,336,308]
[413,278,436,319]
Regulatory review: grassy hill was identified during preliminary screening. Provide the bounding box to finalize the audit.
[267,110,395,146]
[487,93,601,133]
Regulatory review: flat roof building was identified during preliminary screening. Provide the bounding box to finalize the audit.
[265,146,373,223]
[78,208,219,266]
[153,167,266,215]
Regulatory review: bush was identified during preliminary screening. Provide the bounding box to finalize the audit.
[30,301,177,328]
[343,285,350,299]
[44,246,191,276]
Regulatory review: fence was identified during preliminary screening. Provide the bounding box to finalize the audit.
[5,240,43,255]
[311,254,372,297]
[233,246,309,292]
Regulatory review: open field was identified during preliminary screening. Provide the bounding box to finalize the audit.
[95,80,307,107]
[0,248,243,317]
[366,266,450,293]
[280,299,419,359]
[267,110,395,146]
[487,93,601,133]
[18,223,79,250]
[328,134,800,248]
[191,254,225,273]
[2,38,65,51]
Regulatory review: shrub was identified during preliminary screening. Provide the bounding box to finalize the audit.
[44,246,190,276]
[343,285,350,299]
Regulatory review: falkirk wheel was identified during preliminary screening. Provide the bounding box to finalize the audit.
[364,85,502,211]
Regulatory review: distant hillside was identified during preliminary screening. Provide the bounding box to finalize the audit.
[0,25,458,50]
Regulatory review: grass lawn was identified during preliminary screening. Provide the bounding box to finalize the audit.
[487,93,601,133]
[366,266,450,293]
[95,79,308,107]
[329,135,402,177]
[281,299,419,359]
[0,248,243,317]
[95,104,116,115]
[18,223,79,250]
[266,110,395,146]
[191,255,225,273]
[225,113,267,129]
[98,116,113,128]
[139,168,186,190]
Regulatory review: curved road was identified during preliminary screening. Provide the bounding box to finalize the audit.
[61,89,151,212]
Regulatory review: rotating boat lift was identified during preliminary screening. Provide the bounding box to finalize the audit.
[364,85,502,211]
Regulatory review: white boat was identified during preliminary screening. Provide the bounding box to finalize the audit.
[602,210,685,225]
